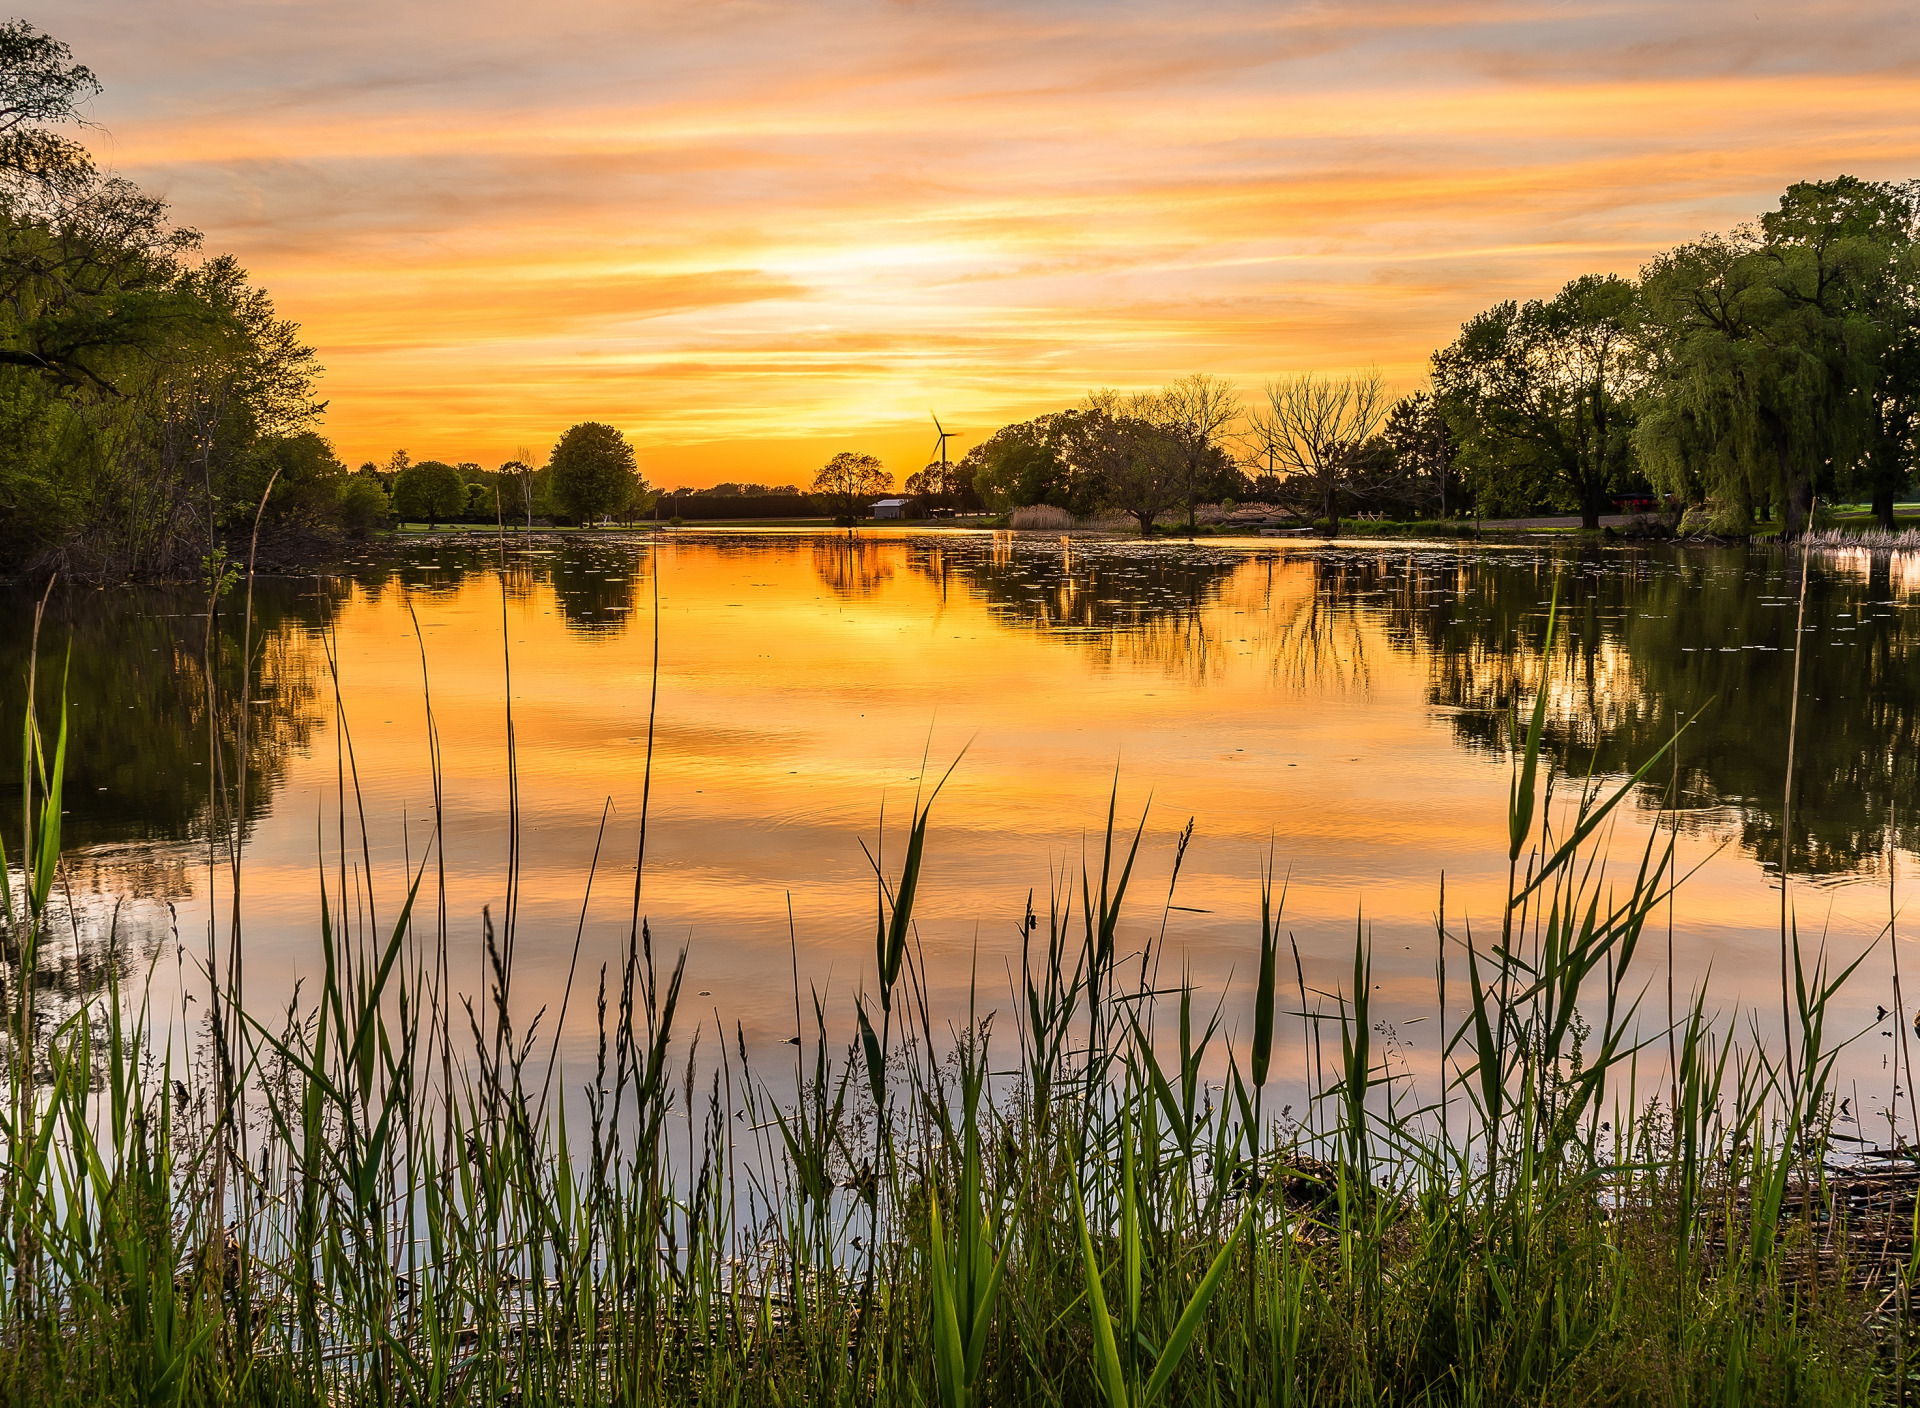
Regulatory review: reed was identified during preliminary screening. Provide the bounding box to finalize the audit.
[0,588,1910,1406]
[1008,504,1076,531]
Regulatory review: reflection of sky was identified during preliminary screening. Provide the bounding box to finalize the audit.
[113,532,1915,1138]
[28,0,1920,483]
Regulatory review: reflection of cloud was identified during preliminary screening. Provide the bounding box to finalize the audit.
[37,0,1918,479]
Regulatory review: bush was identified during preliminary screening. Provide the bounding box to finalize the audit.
[336,474,390,537]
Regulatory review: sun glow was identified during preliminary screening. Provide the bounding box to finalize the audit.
[35,0,1920,482]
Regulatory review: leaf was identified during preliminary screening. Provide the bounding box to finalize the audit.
[1070,1169,1132,1408]
[1141,1199,1259,1405]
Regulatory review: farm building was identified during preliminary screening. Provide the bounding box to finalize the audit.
[871,498,916,520]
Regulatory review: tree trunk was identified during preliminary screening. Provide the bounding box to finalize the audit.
[1873,487,1897,531]
[1135,512,1154,538]
[1323,478,1338,539]
[1782,472,1813,540]
[1580,498,1601,531]
[1775,424,1813,541]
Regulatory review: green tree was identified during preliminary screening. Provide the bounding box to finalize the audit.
[391,459,465,528]
[498,457,536,528]
[1074,394,1177,536]
[336,473,389,536]
[964,424,1060,511]
[1434,275,1642,531]
[550,421,642,524]
[1637,178,1917,537]
[237,432,347,530]
[0,21,328,578]
[1380,392,1457,517]
[811,450,890,521]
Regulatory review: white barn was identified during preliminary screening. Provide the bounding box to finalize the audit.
[871,498,914,520]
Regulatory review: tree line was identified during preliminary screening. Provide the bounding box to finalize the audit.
[0,21,332,578]
[934,176,1917,537]
[2,16,1909,576]
[366,422,654,531]
[0,24,665,577]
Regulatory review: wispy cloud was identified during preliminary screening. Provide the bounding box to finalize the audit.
[29,0,1920,481]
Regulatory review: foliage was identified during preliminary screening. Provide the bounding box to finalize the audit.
[1636,177,1917,538]
[1143,373,1242,531]
[0,21,330,579]
[0,589,1901,1406]
[390,459,466,527]
[334,472,389,536]
[1433,275,1643,530]
[812,449,891,520]
[549,422,645,524]
[1374,391,1457,517]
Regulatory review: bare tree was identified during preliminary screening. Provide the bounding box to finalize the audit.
[1146,373,1241,532]
[502,446,537,529]
[1244,371,1388,537]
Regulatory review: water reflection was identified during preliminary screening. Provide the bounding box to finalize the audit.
[0,578,338,855]
[1306,545,1919,877]
[6,532,1915,893]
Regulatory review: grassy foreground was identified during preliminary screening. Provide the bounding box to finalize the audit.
[0,596,1914,1407]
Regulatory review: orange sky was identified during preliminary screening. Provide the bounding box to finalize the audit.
[33,0,1920,486]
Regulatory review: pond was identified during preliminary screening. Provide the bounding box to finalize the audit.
[9,529,1919,1126]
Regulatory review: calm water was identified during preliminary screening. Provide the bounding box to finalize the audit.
[11,530,1920,1120]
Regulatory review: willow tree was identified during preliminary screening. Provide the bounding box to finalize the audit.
[1432,274,1641,531]
[1636,177,1917,537]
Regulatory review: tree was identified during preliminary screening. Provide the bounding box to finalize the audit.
[0,20,333,579]
[336,473,389,536]
[1145,373,1242,530]
[549,421,642,524]
[811,450,890,521]
[238,432,348,530]
[1244,371,1389,537]
[1636,178,1917,537]
[1433,276,1641,531]
[964,424,1060,511]
[391,459,465,528]
[1075,394,1177,536]
[1381,392,1457,517]
[498,459,535,528]
[905,458,969,503]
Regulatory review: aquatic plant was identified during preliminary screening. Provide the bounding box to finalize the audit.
[0,583,1910,1408]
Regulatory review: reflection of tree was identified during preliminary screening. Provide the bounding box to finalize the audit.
[910,537,1239,632]
[545,541,650,636]
[1314,545,1920,878]
[0,576,337,856]
[814,534,899,598]
[902,537,1255,682]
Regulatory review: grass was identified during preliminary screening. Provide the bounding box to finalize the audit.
[1,570,1915,1406]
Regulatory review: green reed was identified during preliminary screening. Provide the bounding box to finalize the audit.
[0,585,1908,1406]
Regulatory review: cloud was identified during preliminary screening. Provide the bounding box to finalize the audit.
[22,0,1920,480]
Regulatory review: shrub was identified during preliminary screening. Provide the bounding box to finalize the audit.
[336,474,390,536]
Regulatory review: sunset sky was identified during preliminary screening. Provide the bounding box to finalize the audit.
[31,0,1920,487]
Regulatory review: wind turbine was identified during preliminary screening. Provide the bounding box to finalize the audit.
[927,412,963,490]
